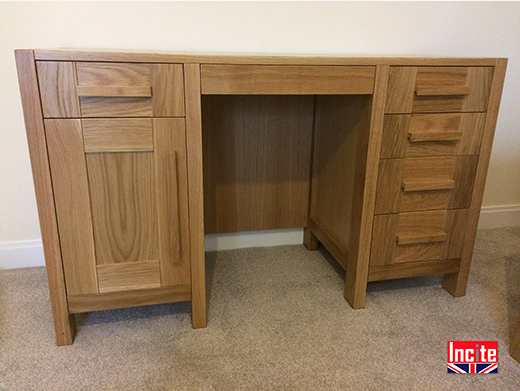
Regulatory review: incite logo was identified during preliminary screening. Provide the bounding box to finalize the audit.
[447,341,498,373]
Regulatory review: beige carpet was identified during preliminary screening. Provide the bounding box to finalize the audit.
[1,227,519,390]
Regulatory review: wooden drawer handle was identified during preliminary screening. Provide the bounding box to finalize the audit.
[77,86,152,98]
[397,230,447,245]
[408,131,463,142]
[402,179,454,192]
[415,85,470,96]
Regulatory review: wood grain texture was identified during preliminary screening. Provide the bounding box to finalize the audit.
[381,114,458,158]
[394,242,444,263]
[368,259,460,282]
[202,95,313,233]
[345,65,390,309]
[442,209,470,259]
[82,118,153,152]
[185,63,207,329]
[374,159,404,214]
[381,113,484,159]
[76,62,151,86]
[408,113,462,142]
[385,67,417,114]
[86,152,159,265]
[77,86,151,97]
[152,64,185,117]
[310,95,370,250]
[80,97,152,117]
[201,65,375,95]
[511,311,520,363]
[449,155,478,209]
[154,118,191,286]
[386,66,493,114]
[303,226,319,251]
[414,67,493,113]
[463,67,494,112]
[77,62,153,117]
[414,85,469,96]
[33,50,500,66]
[68,284,191,313]
[15,50,76,345]
[308,219,348,270]
[370,214,399,267]
[370,209,449,267]
[456,113,486,155]
[97,260,161,293]
[45,119,98,296]
[36,61,80,118]
[443,59,508,297]
[375,156,455,214]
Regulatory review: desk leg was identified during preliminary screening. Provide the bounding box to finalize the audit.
[185,63,207,329]
[303,227,319,251]
[344,66,389,309]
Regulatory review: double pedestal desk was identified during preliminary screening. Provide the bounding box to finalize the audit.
[15,50,507,345]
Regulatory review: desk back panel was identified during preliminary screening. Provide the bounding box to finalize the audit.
[202,95,314,233]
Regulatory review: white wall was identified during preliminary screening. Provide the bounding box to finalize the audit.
[1,2,519,267]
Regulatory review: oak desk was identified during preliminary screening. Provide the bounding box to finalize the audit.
[15,50,507,345]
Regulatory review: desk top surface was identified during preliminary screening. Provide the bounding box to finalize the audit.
[25,49,502,66]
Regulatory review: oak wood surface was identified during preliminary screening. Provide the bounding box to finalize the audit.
[153,118,191,286]
[45,119,98,295]
[36,61,80,118]
[97,260,161,293]
[80,97,153,118]
[368,259,460,282]
[442,58,508,297]
[86,152,159,265]
[345,65,389,308]
[310,95,369,250]
[68,284,191,314]
[152,64,185,117]
[185,63,207,329]
[380,113,485,159]
[77,85,152,97]
[76,62,151,86]
[202,95,313,233]
[201,65,375,95]
[414,85,470,96]
[308,218,348,270]
[386,66,493,114]
[82,118,154,152]
[16,50,76,345]
[33,50,500,66]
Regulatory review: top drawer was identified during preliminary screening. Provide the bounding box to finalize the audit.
[385,66,494,114]
[36,62,185,118]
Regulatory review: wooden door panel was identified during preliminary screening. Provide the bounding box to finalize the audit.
[45,119,98,295]
[86,152,159,265]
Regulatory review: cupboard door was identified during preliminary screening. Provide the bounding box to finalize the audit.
[45,118,190,295]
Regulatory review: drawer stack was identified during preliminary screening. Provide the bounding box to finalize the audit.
[368,66,494,281]
[36,61,192,308]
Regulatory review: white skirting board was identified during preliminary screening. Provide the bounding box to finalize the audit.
[2,205,519,269]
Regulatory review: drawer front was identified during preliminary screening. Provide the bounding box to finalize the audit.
[37,61,185,118]
[375,155,477,214]
[369,209,469,267]
[201,65,376,95]
[385,66,494,114]
[380,113,486,158]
